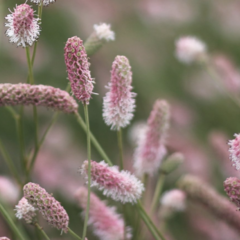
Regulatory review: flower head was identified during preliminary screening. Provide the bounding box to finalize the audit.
[224,177,240,208]
[5,4,40,47]
[15,197,37,224]
[175,36,206,64]
[228,133,240,170]
[0,83,78,113]
[64,36,94,104]
[0,238,11,240]
[133,100,170,176]
[80,160,144,204]
[103,56,136,130]
[30,0,56,6]
[93,23,115,41]
[23,182,69,233]
[75,187,131,240]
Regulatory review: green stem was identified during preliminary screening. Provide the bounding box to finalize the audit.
[82,104,91,240]
[33,105,38,152]
[34,223,50,240]
[0,138,21,185]
[117,129,124,170]
[68,227,83,240]
[150,173,166,214]
[5,106,19,120]
[75,112,113,166]
[26,47,34,84]
[0,202,26,240]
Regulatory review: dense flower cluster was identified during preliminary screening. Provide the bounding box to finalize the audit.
[224,177,240,208]
[64,36,94,104]
[103,56,136,130]
[30,0,56,6]
[5,4,40,47]
[93,23,115,41]
[80,160,144,203]
[75,187,131,240]
[228,134,240,170]
[0,83,78,113]
[23,182,69,233]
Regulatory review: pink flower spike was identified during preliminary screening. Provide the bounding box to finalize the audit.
[80,160,144,204]
[64,36,94,105]
[133,100,170,177]
[224,177,240,207]
[23,182,69,233]
[103,55,136,130]
[5,4,40,47]
[75,187,132,240]
[0,238,11,240]
[229,133,240,170]
[30,0,56,6]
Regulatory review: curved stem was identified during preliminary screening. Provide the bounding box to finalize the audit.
[82,104,91,240]
[68,227,83,240]
[34,223,50,240]
[26,47,34,84]
[117,129,124,170]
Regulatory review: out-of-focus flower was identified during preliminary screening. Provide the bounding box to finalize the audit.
[224,177,240,207]
[30,0,56,6]
[160,152,184,174]
[0,238,11,240]
[75,187,131,240]
[228,134,240,171]
[0,176,19,204]
[80,160,144,203]
[133,100,170,176]
[5,4,40,47]
[128,121,147,146]
[0,83,78,113]
[64,36,94,105]
[23,182,69,233]
[175,36,207,64]
[15,197,37,224]
[103,56,136,130]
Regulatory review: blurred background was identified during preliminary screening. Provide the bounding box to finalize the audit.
[1,0,240,239]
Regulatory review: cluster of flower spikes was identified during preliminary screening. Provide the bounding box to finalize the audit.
[5,3,40,47]
[75,187,131,240]
[30,0,56,6]
[15,197,37,224]
[228,134,240,170]
[133,99,170,176]
[23,182,69,233]
[103,55,136,130]
[64,36,94,105]
[80,160,144,204]
[0,83,78,113]
[224,177,240,208]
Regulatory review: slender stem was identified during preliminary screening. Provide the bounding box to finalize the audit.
[5,106,19,120]
[150,173,166,214]
[26,47,34,84]
[33,105,38,152]
[68,227,83,240]
[117,129,124,170]
[34,223,50,240]
[0,202,26,240]
[0,138,21,185]
[75,112,113,166]
[82,104,91,240]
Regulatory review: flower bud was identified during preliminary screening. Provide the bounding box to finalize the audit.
[160,152,184,174]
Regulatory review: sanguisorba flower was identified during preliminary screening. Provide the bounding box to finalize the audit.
[23,182,69,233]
[224,177,240,207]
[5,4,40,47]
[30,0,56,6]
[0,83,78,113]
[133,100,170,177]
[64,36,94,105]
[103,56,136,130]
[75,187,131,240]
[228,134,240,170]
[0,238,10,240]
[15,197,37,224]
[80,160,144,204]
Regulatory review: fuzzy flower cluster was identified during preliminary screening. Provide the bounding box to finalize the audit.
[5,4,40,47]
[23,182,69,233]
[80,160,144,204]
[0,238,10,240]
[0,83,78,113]
[94,23,115,41]
[103,56,136,130]
[224,177,240,208]
[175,36,206,64]
[30,0,56,6]
[228,134,240,170]
[133,100,170,176]
[64,36,94,104]
[15,197,37,224]
[75,187,131,240]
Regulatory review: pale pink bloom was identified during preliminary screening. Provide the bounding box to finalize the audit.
[128,121,147,146]
[75,187,131,240]
[229,134,240,170]
[224,177,240,207]
[175,36,206,64]
[23,182,69,233]
[133,100,170,176]
[30,0,56,6]
[64,36,94,104]
[5,4,40,47]
[0,238,11,240]
[103,56,136,130]
[0,83,78,113]
[80,160,144,203]
[15,197,37,224]
[93,23,115,41]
